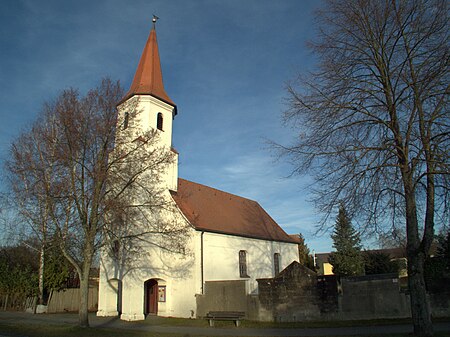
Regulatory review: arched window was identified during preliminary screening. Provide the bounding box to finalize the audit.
[157,112,163,131]
[274,253,281,275]
[123,112,129,130]
[239,250,248,278]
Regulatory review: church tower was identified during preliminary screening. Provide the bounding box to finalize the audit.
[117,17,178,191]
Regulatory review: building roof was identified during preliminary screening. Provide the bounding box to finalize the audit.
[171,178,298,244]
[289,234,302,244]
[119,24,176,109]
[315,247,408,265]
[315,252,331,265]
[366,247,407,259]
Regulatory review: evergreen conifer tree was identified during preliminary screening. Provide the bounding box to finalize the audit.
[329,205,364,276]
[297,233,315,270]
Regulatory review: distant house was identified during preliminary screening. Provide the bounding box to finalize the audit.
[96,21,300,321]
[315,252,333,276]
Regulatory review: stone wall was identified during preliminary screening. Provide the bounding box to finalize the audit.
[196,280,247,318]
[257,262,322,321]
[429,291,450,317]
[339,274,410,320]
[317,275,338,315]
[195,262,450,322]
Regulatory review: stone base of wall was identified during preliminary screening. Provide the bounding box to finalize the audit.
[97,310,119,317]
[120,313,146,321]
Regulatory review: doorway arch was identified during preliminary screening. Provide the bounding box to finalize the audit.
[144,279,158,315]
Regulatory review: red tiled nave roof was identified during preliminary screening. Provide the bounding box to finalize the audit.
[171,178,298,244]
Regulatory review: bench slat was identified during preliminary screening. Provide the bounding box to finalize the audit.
[207,311,245,317]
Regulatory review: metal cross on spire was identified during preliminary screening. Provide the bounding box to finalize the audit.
[152,14,159,29]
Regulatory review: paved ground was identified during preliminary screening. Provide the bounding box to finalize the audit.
[1,312,450,337]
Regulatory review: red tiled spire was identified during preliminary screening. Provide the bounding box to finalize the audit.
[120,22,175,108]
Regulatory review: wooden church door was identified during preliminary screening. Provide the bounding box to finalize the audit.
[145,279,158,315]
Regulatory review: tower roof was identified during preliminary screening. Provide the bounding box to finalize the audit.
[120,23,176,110]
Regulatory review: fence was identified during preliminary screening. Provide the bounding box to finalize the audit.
[3,287,98,314]
[0,292,31,311]
[47,287,98,313]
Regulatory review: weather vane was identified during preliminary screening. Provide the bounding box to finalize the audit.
[152,14,159,29]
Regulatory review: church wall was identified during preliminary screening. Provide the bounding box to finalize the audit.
[98,88,188,320]
[117,95,178,192]
[200,231,299,294]
[97,202,198,320]
[97,257,122,317]
[123,95,174,149]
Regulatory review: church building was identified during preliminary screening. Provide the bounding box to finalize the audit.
[97,19,300,321]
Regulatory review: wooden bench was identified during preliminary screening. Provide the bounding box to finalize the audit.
[206,311,245,327]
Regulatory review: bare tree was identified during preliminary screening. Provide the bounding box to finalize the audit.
[280,1,449,336]
[5,113,56,309]
[378,227,407,249]
[6,78,190,327]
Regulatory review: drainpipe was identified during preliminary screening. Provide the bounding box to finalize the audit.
[201,231,204,294]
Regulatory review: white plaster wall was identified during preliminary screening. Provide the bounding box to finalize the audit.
[116,95,178,192]
[122,95,175,147]
[119,234,197,320]
[97,254,122,317]
[99,215,300,319]
[199,231,299,294]
[98,221,198,320]
[98,93,185,320]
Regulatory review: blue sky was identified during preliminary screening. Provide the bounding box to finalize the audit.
[0,0,341,252]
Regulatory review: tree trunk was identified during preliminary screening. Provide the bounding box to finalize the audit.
[408,251,433,336]
[78,237,95,328]
[404,187,433,337]
[3,293,8,311]
[38,243,45,306]
[78,269,90,328]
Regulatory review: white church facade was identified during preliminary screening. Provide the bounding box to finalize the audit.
[97,20,300,321]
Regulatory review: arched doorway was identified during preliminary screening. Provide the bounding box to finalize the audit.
[144,279,158,315]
